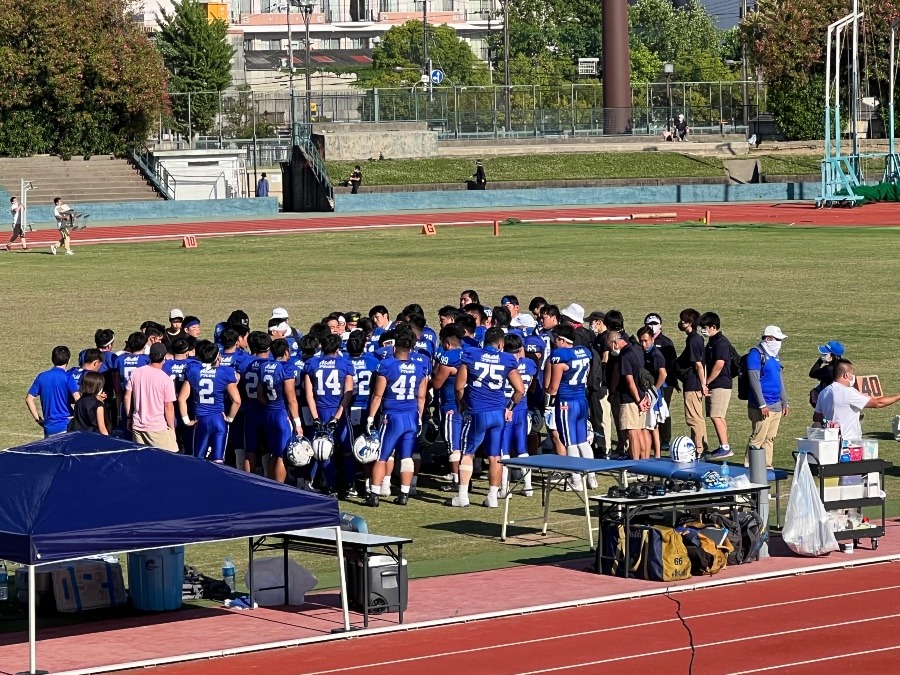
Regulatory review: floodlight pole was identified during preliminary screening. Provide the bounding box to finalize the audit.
[299,2,314,124]
[850,0,861,180]
[502,0,510,131]
[287,0,296,141]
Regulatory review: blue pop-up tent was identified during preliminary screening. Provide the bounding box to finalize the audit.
[0,433,346,675]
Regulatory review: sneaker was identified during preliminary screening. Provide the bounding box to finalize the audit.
[568,476,584,492]
[365,493,379,508]
[523,489,534,497]
[586,474,598,490]
[482,493,499,508]
[49,245,57,255]
[408,486,417,496]
[3,244,9,252]
[346,486,358,497]
[710,447,734,460]
[447,495,469,507]
[393,493,409,506]
[440,483,459,493]
[65,250,74,256]
[21,244,27,250]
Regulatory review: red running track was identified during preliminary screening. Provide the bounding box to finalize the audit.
[130,561,900,675]
[7,202,900,250]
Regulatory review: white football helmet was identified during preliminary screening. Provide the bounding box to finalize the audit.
[286,435,314,467]
[353,432,381,464]
[671,436,698,463]
[312,431,335,462]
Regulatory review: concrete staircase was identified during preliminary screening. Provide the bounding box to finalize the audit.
[0,156,163,203]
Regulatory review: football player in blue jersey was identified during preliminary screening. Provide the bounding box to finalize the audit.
[293,335,319,437]
[408,313,436,361]
[238,332,272,473]
[459,289,480,309]
[214,310,250,348]
[365,330,429,507]
[178,340,240,464]
[219,328,249,371]
[346,330,380,495]
[462,303,488,345]
[501,333,537,497]
[454,326,525,508]
[437,306,461,328]
[432,324,465,493]
[303,333,356,495]
[69,348,102,389]
[454,313,481,349]
[163,338,195,453]
[545,324,596,490]
[538,305,568,457]
[258,339,303,483]
[115,332,150,429]
[368,305,391,340]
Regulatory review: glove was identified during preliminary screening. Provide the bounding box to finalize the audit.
[366,416,374,434]
[326,418,337,433]
[313,418,323,432]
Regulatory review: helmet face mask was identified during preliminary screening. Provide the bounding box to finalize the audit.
[353,431,381,464]
[671,436,697,463]
[286,435,314,467]
[419,419,439,445]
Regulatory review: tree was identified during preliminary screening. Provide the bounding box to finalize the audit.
[629,0,725,75]
[0,0,168,157]
[365,20,489,87]
[156,0,234,135]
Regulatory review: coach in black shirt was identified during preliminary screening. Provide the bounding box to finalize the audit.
[700,312,735,459]
[611,330,650,460]
[645,313,677,448]
[678,308,708,454]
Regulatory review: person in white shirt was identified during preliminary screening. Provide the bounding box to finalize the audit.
[51,197,85,256]
[813,359,900,440]
[7,196,27,251]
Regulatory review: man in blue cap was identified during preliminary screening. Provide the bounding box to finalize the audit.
[809,340,846,408]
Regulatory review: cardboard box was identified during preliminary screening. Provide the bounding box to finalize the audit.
[52,561,126,613]
[797,438,840,464]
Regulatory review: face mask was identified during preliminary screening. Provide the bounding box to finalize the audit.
[847,374,856,386]
[610,347,621,356]
[699,328,710,338]
[677,321,686,332]
[762,340,782,357]
[644,346,654,354]
[650,324,661,336]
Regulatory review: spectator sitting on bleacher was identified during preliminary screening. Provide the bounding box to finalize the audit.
[675,114,689,142]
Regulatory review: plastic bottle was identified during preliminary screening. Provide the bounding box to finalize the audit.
[222,556,236,592]
[721,462,730,478]
[0,563,8,602]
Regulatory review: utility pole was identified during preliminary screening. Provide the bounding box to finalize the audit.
[300,2,314,124]
[502,0,510,131]
[741,0,748,126]
[287,0,295,140]
[421,0,429,95]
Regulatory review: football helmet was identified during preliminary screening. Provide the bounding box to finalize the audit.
[312,431,335,462]
[671,436,698,463]
[286,435,314,467]
[353,432,381,464]
[419,418,440,445]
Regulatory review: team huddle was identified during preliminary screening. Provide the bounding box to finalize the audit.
[25,291,819,509]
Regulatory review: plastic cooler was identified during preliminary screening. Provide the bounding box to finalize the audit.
[346,554,408,614]
[127,546,185,611]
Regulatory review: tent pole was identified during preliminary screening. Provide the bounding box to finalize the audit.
[248,538,255,609]
[333,526,351,633]
[20,564,47,675]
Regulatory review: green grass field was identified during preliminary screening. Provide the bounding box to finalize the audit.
[324,153,822,186]
[2,220,897,588]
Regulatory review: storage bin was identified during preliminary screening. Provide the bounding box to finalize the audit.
[807,427,840,441]
[862,439,879,460]
[839,475,865,500]
[127,546,185,612]
[824,486,842,502]
[346,554,408,614]
[797,438,839,464]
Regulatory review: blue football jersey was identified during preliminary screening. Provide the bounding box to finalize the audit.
[505,357,537,411]
[260,360,298,410]
[350,353,380,410]
[375,357,429,414]
[219,349,248,372]
[436,348,462,411]
[67,366,86,389]
[550,345,592,401]
[303,354,355,411]
[414,336,435,361]
[461,346,519,413]
[422,325,438,346]
[238,357,263,410]
[185,361,237,416]
[117,353,150,390]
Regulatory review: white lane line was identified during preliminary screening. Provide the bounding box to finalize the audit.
[726,644,900,673]
[301,584,900,675]
[515,613,900,674]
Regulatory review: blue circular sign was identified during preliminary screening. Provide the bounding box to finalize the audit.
[430,69,445,85]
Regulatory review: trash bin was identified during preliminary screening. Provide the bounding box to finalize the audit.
[127,546,185,611]
[346,554,407,614]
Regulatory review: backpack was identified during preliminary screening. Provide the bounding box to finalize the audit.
[600,523,692,582]
[736,347,767,401]
[704,511,766,565]
[672,354,693,383]
[679,523,733,575]
[637,366,656,393]
[703,513,745,565]
[728,343,741,379]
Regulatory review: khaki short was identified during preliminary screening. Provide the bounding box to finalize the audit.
[133,428,178,452]
[619,402,643,430]
[706,388,732,419]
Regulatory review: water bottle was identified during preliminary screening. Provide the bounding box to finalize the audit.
[721,461,730,485]
[0,563,8,602]
[222,556,236,592]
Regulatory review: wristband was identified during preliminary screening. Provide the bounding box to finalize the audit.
[182,416,191,425]
[224,416,234,424]
[505,399,516,411]
[293,417,302,426]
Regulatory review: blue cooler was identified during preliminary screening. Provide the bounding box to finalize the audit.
[128,546,185,611]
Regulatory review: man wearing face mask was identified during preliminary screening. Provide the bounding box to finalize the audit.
[645,313,677,449]
[814,359,900,440]
[808,340,845,408]
[677,308,708,454]
[699,312,736,459]
[745,325,789,468]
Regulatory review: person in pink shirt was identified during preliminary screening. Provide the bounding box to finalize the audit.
[124,343,177,451]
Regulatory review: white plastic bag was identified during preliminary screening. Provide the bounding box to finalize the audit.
[782,453,840,556]
[243,557,318,606]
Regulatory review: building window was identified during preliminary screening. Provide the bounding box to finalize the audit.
[349,37,369,49]
[380,0,399,11]
[319,38,341,49]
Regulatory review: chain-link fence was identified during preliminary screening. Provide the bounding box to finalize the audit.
[152,81,766,147]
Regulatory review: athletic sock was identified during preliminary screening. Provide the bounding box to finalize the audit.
[400,485,410,494]
[370,485,381,496]
[578,442,594,459]
[457,484,469,503]
[488,485,499,498]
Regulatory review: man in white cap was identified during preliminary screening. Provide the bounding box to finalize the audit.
[745,325,789,468]
[271,307,302,353]
[165,309,186,346]
[561,303,593,348]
